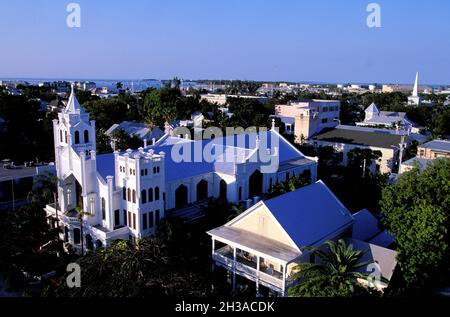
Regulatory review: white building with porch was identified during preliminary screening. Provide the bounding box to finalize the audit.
[208,181,397,296]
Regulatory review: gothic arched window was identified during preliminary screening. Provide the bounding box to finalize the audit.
[155,187,160,201]
[132,190,136,203]
[74,131,80,144]
[141,190,147,204]
[127,188,131,202]
[84,130,89,143]
[148,188,153,202]
[101,198,106,220]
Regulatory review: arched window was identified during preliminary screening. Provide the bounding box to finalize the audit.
[74,131,80,144]
[132,190,136,203]
[60,130,63,142]
[153,167,157,174]
[123,187,126,200]
[86,234,94,251]
[155,187,160,201]
[101,198,106,220]
[64,227,69,242]
[148,188,153,202]
[127,188,131,202]
[141,190,147,204]
[89,197,95,215]
[65,131,68,143]
[73,228,81,245]
[67,188,72,206]
[175,185,188,208]
[219,180,227,200]
[157,166,160,173]
[84,130,89,143]
[238,187,242,201]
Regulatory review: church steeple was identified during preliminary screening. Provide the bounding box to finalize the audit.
[65,83,85,114]
[412,72,419,97]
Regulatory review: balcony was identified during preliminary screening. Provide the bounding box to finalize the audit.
[213,246,285,291]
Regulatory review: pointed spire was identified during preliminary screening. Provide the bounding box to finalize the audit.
[412,72,419,97]
[65,83,84,114]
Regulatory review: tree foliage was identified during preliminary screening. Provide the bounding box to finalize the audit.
[267,170,311,198]
[109,128,143,151]
[380,159,450,293]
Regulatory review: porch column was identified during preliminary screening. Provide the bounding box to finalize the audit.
[211,239,215,292]
[282,264,287,297]
[256,255,260,295]
[232,246,236,290]
[211,239,216,271]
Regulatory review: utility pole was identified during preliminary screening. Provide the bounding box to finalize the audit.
[362,158,366,178]
[399,135,406,168]
[11,179,15,211]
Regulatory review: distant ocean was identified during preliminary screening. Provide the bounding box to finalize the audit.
[1,78,164,92]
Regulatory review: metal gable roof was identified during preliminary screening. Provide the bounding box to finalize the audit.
[263,181,354,249]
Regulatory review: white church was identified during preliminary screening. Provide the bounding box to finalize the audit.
[45,86,318,253]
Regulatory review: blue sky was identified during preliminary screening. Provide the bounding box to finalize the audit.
[0,0,449,84]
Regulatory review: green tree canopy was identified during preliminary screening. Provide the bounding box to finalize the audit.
[380,159,450,293]
[110,128,143,151]
[143,87,181,125]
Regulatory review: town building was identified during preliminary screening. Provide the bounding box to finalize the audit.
[200,94,269,106]
[398,140,449,174]
[208,181,397,296]
[309,125,407,174]
[274,99,340,142]
[82,81,96,91]
[0,163,56,211]
[399,157,433,174]
[417,139,450,159]
[356,103,416,132]
[45,86,318,252]
[105,121,165,149]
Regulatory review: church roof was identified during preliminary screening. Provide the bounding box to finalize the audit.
[96,130,316,183]
[64,84,85,114]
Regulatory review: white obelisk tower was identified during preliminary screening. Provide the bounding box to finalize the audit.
[408,71,422,105]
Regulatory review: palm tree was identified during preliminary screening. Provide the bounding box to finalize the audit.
[27,172,59,232]
[27,172,57,207]
[289,239,383,297]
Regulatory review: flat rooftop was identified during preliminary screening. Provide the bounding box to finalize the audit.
[0,165,37,182]
[312,126,403,149]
